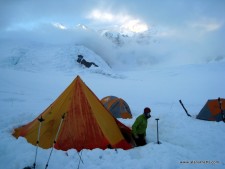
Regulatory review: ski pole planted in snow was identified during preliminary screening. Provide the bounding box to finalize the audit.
[45,113,66,169]
[155,118,161,144]
[179,100,192,117]
[33,116,44,169]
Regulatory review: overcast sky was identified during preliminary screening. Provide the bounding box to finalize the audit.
[1,0,224,29]
[1,0,225,65]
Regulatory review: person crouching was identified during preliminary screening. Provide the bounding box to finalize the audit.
[132,107,151,146]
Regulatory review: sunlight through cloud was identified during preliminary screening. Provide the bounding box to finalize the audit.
[88,9,148,33]
[90,10,114,22]
[121,19,148,33]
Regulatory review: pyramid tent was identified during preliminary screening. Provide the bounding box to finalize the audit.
[196,98,225,121]
[13,76,134,151]
[101,96,132,119]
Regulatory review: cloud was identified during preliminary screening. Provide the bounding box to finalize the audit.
[87,10,149,33]
[189,20,223,32]
[88,10,116,22]
[0,0,98,30]
[1,0,225,31]
[121,19,148,33]
[0,0,225,68]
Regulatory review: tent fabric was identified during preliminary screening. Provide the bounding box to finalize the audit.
[196,98,225,121]
[101,96,132,119]
[13,76,134,151]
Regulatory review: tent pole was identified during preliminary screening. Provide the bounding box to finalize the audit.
[33,116,44,169]
[45,113,66,169]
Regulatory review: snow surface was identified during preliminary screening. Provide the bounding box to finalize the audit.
[0,42,225,169]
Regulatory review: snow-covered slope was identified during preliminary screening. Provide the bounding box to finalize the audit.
[0,43,110,71]
[0,41,119,77]
[0,30,225,169]
[0,53,225,169]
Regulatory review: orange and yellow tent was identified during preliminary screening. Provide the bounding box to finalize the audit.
[196,98,225,122]
[101,96,132,119]
[13,76,134,151]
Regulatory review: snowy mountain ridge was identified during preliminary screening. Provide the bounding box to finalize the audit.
[0,41,117,75]
[59,22,157,47]
[98,26,156,46]
[1,22,224,73]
